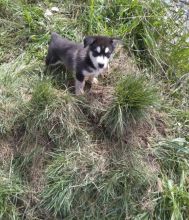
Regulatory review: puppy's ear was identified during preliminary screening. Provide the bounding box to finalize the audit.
[83,36,95,48]
[110,37,123,48]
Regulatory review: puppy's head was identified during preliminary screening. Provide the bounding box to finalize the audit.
[84,36,120,69]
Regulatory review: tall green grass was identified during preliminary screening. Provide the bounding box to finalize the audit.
[153,138,189,219]
[0,170,24,220]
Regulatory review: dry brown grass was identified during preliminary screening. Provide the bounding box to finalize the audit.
[0,139,14,167]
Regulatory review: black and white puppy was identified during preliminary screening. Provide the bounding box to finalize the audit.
[46,32,118,95]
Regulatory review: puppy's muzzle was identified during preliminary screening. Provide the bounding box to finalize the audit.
[98,63,104,68]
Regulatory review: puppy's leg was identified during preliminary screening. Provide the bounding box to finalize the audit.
[46,48,60,66]
[75,80,85,95]
[75,72,85,95]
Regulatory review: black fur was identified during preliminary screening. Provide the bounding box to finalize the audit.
[45,32,119,94]
[46,32,97,82]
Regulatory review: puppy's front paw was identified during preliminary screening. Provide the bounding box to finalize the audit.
[75,79,85,96]
[91,77,98,84]
[75,89,84,96]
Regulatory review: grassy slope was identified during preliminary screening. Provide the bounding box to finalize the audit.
[0,0,189,219]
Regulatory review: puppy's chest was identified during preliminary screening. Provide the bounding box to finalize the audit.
[82,68,103,78]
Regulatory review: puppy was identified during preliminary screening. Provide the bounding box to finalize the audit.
[46,32,118,95]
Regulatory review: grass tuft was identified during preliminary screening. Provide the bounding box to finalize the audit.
[29,80,55,112]
[101,75,158,139]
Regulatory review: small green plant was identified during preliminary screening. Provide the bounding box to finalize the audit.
[101,75,158,138]
[22,5,45,33]
[153,175,189,220]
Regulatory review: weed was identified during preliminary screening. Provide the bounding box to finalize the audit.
[153,175,189,220]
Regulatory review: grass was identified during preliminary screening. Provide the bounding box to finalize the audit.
[154,175,189,220]
[154,138,189,180]
[153,138,189,219]
[0,169,24,220]
[41,144,157,219]
[100,75,158,139]
[0,0,189,219]
[0,53,40,135]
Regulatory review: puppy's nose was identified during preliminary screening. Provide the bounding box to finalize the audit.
[98,63,104,68]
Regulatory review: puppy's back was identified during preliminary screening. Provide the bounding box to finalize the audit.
[47,32,84,71]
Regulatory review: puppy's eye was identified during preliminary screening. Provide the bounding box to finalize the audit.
[93,51,99,57]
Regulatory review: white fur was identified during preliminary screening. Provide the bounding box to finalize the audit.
[89,51,109,69]
[75,80,85,95]
[82,69,102,78]
[88,76,98,84]
[105,47,109,53]
[96,56,109,68]
[91,77,98,84]
[96,46,101,53]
